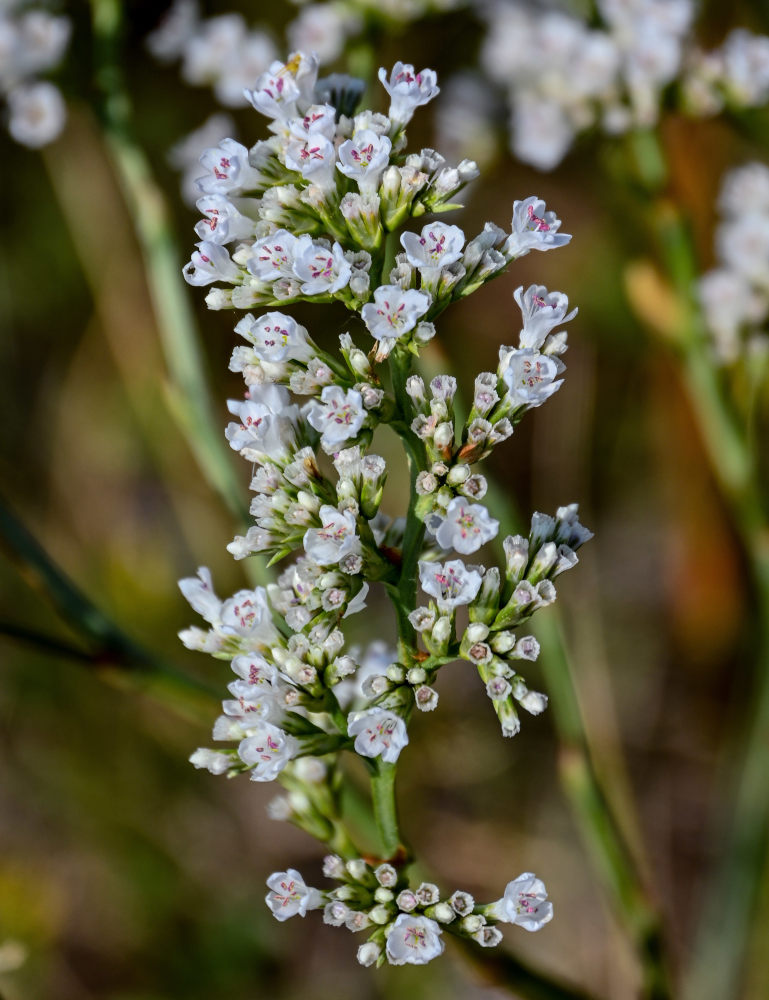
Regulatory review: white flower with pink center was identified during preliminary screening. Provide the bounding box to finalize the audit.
[303,505,359,565]
[290,103,338,141]
[239,722,298,781]
[234,311,314,363]
[183,241,241,286]
[337,129,392,192]
[225,385,297,462]
[243,53,318,122]
[247,229,298,283]
[231,653,278,686]
[293,236,352,295]
[361,284,431,341]
[385,914,445,965]
[220,586,275,643]
[306,386,366,452]
[514,284,578,351]
[501,348,564,408]
[505,196,572,258]
[347,708,409,763]
[433,498,499,555]
[265,869,323,921]
[401,222,465,272]
[284,132,336,188]
[418,559,483,610]
[196,138,262,195]
[194,194,257,245]
[378,62,440,127]
[489,873,553,932]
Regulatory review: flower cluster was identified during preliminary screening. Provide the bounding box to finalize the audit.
[698,162,769,365]
[180,50,585,964]
[262,855,552,967]
[476,1,769,170]
[0,1,70,148]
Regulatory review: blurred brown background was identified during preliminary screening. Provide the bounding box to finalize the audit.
[2,2,769,998]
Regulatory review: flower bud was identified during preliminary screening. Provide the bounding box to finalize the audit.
[414,685,439,711]
[386,662,406,683]
[465,622,489,643]
[369,904,392,925]
[346,859,370,882]
[406,667,426,685]
[357,941,382,967]
[460,914,486,933]
[375,863,398,887]
[374,887,395,904]
[416,882,440,905]
[396,889,418,912]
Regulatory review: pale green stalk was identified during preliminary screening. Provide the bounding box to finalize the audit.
[89,0,247,524]
[628,130,769,1000]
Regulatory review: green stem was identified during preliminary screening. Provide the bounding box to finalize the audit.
[0,495,216,722]
[536,617,673,1000]
[641,164,769,1000]
[88,0,247,524]
[370,759,404,860]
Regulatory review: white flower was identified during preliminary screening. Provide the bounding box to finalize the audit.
[183,241,241,286]
[239,722,298,781]
[220,586,274,642]
[505,197,572,258]
[501,348,564,408]
[234,311,314,363]
[489,873,553,932]
[718,161,769,217]
[265,868,323,920]
[304,505,359,565]
[225,385,297,462]
[514,284,578,351]
[347,708,409,763]
[284,131,337,187]
[698,268,767,363]
[189,748,231,774]
[6,81,66,148]
[401,222,465,271]
[231,653,278,686]
[510,97,576,172]
[292,236,352,295]
[291,102,338,140]
[378,62,440,127]
[169,114,235,207]
[385,914,444,965]
[418,559,483,609]
[194,194,256,245]
[361,285,431,341]
[432,498,499,554]
[247,229,298,283]
[196,138,261,195]
[306,386,366,451]
[178,566,222,624]
[716,214,769,287]
[288,5,359,64]
[337,129,393,192]
[244,53,319,122]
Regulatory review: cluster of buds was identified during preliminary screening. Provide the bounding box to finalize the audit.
[179,49,587,965]
[263,856,553,967]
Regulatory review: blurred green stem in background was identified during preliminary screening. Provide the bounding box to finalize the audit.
[88,0,248,526]
[0,494,217,723]
[629,128,769,1000]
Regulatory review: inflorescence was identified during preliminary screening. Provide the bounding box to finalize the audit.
[179,50,589,967]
